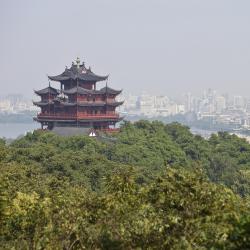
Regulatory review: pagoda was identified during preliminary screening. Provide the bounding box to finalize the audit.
[34,58,123,131]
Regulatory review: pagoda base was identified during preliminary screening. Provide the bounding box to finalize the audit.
[50,126,119,137]
[52,126,96,137]
[34,118,121,130]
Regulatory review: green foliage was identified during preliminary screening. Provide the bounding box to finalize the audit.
[1,167,249,249]
[226,214,250,250]
[1,120,250,249]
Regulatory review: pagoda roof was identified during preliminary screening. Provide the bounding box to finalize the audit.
[63,86,122,95]
[33,101,54,106]
[34,100,123,107]
[99,86,122,95]
[105,101,124,107]
[34,86,59,96]
[48,59,108,82]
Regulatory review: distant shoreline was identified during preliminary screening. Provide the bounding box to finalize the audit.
[0,112,249,140]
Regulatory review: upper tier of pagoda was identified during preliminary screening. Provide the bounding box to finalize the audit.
[48,57,108,82]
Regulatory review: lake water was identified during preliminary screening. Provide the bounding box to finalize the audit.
[190,128,217,138]
[0,123,40,139]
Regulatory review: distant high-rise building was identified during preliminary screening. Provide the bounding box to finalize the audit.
[122,94,138,112]
[222,93,230,107]
[215,96,226,113]
[154,96,169,109]
[233,95,245,110]
[184,92,193,113]
[138,93,154,115]
[177,104,185,114]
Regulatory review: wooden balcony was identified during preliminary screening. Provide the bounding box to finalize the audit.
[37,113,120,120]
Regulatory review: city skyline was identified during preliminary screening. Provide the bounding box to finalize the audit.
[1,87,250,113]
[2,86,250,137]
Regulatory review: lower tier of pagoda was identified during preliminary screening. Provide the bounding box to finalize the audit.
[35,113,122,122]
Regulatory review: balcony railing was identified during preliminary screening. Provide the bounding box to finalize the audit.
[37,113,120,120]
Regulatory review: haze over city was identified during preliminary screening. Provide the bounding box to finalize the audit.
[1,0,250,98]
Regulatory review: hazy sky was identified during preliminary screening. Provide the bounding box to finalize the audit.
[0,0,250,98]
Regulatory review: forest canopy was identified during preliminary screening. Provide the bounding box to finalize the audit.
[1,120,250,249]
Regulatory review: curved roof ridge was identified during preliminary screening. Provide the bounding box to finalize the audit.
[34,86,59,95]
[48,60,108,82]
[99,86,122,95]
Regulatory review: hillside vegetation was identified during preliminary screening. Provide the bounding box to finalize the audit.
[1,121,250,249]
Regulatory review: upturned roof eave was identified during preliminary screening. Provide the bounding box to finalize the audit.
[33,101,54,106]
[48,74,108,82]
[34,87,59,96]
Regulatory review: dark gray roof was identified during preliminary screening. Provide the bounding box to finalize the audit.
[48,62,108,82]
[33,101,54,106]
[99,86,122,95]
[34,98,123,108]
[108,101,124,107]
[63,86,122,95]
[34,86,59,95]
